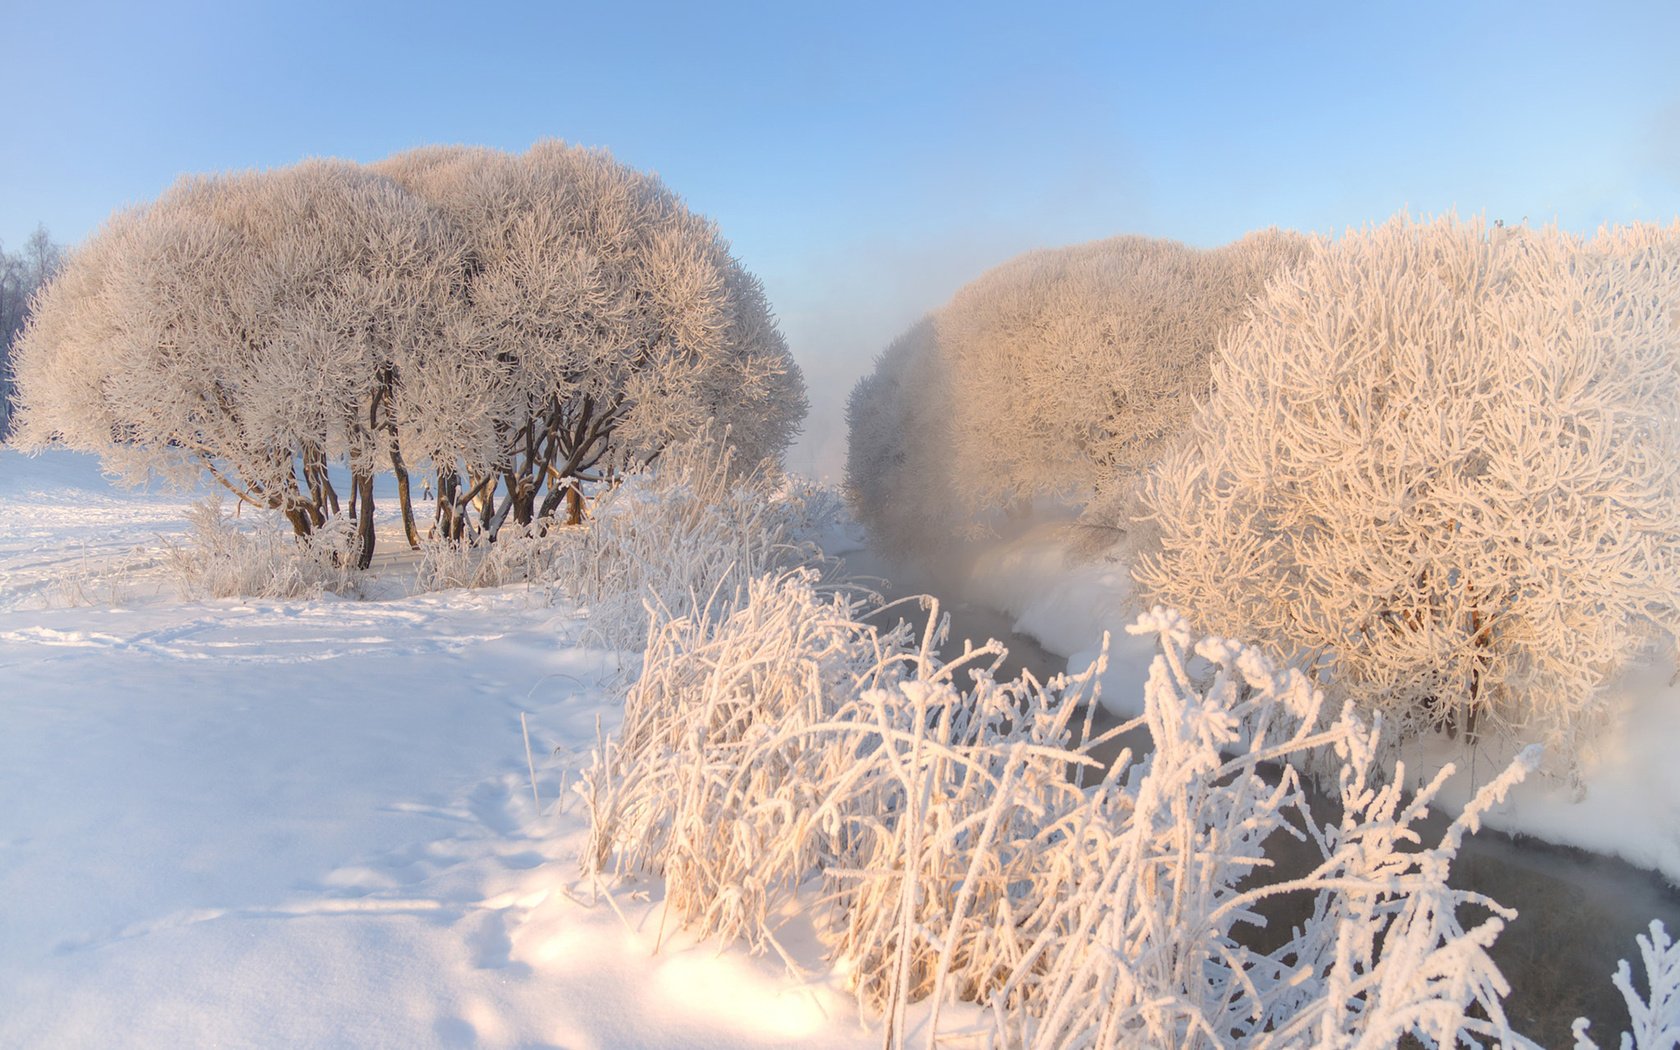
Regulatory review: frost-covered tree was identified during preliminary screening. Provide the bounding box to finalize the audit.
[844,230,1308,555]
[9,162,463,568]
[1137,215,1680,762]
[938,229,1310,517]
[12,143,805,568]
[376,142,805,540]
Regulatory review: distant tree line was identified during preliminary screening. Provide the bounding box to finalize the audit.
[0,225,65,435]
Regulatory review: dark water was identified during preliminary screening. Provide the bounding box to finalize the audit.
[841,547,1680,1047]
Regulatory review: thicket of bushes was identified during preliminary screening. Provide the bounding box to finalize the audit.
[10,143,805,568]
[157,429,829,614]
[844,214,1680,773]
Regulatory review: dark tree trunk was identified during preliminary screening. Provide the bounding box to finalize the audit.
[290,471,325,534]
[436,471,459,543]
[477,476,496,534]
[284,507,314,538]
[390,444,420,550]
[537,473,567,520]
[300,442,338,522]
[352,472,376,570]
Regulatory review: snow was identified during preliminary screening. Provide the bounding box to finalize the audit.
[0,449,890,1049]
[1405,652,1680,882]
[964,524,1158,720]
[957,521,1680,887]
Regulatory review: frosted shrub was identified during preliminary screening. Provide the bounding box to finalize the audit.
[938,229,1311,520]
[165,495,360,600]
[1574,921,1680,1050]
[844,231,1309,553]
[1139,215,1680,763]
[582,567,1557,1047]
[552,430,827,648]
[412,523,565,593]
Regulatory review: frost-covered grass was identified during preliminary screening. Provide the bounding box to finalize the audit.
[1574,920,1680,1050]
[563,456,1680,1045]
[551,431,837,648]
[581,553,1679,1047]
[411,520,569,594]
[164,494,364,600]
[155,492,547,601]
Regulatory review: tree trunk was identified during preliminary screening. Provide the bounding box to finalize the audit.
[390,444,420,550]
[436,471,459,543]
[283,507,314,538]
[537,475,567,520]
[477,476,497,534]
[300,442,338,521]
[352,472,376,570]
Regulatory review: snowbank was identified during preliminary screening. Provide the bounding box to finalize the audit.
[1406,653,1680,883]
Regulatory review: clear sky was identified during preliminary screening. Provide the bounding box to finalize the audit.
[5,0,1679,476]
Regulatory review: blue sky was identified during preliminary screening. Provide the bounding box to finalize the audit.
[5,0,1679,475]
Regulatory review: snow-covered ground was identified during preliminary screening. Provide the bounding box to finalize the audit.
[964,522,1680,886]
[0,450,895,1049]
